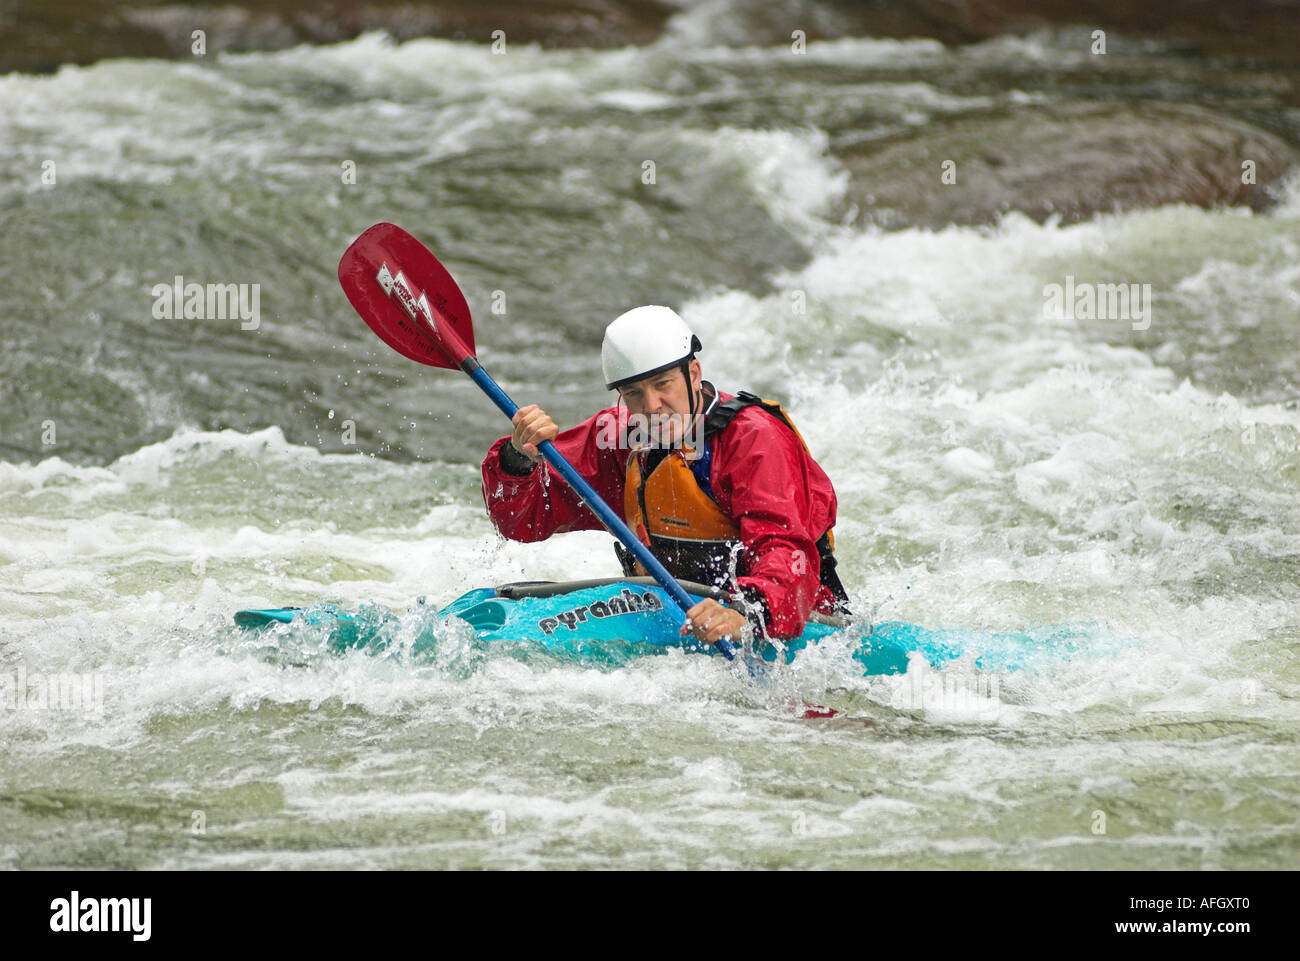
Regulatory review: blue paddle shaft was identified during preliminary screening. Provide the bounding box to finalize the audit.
[465,361,739,660]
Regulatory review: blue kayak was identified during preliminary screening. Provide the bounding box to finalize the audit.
[234,577,1105,675]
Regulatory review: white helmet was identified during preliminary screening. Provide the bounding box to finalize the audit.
[602,306,702,390]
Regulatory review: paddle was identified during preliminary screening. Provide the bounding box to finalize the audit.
[337,222,740,660]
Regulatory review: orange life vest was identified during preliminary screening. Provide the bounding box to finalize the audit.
[618,391,846,605]
[623,443,743,586]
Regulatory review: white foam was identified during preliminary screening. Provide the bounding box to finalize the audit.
[1268,169,1300,219]
[681,125,848,239]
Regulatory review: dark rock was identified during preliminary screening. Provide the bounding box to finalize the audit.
[0,0,680,74]
[6,0,1300,76]
[838,102,1300,229]
[680,0,1300,66]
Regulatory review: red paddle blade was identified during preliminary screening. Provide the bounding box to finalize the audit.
[338,222,476,370]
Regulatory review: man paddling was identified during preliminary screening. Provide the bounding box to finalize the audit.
[481,306,849,648]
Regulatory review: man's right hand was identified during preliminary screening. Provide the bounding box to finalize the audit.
[511,405,559,463]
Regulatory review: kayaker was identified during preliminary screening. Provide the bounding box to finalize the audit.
[481,306,849,648]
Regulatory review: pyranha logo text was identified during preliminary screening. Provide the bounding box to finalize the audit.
[537,589,664,634]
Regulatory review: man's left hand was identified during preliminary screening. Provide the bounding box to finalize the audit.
[681,598,747,648]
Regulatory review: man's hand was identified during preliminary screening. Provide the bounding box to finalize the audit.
[680,597,747,648]
[511,405,559,463]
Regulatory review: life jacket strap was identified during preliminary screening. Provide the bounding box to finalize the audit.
[815,530,851,613]
[614,540,638,577]
[702,391,850,611]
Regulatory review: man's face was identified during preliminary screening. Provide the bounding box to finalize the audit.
[618,360,702,446]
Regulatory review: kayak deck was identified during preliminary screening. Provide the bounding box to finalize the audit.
[235,578,1106,676]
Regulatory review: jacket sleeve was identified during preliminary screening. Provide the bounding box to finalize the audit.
[709,409,838,638]
[480,406,626,543]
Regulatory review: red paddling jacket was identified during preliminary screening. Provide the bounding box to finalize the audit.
[480,386,846,638]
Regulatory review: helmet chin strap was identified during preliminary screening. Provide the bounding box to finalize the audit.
[684,360,696,421]
[682,359,705,446]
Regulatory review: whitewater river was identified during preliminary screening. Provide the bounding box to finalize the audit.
[1,24,1297,869]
